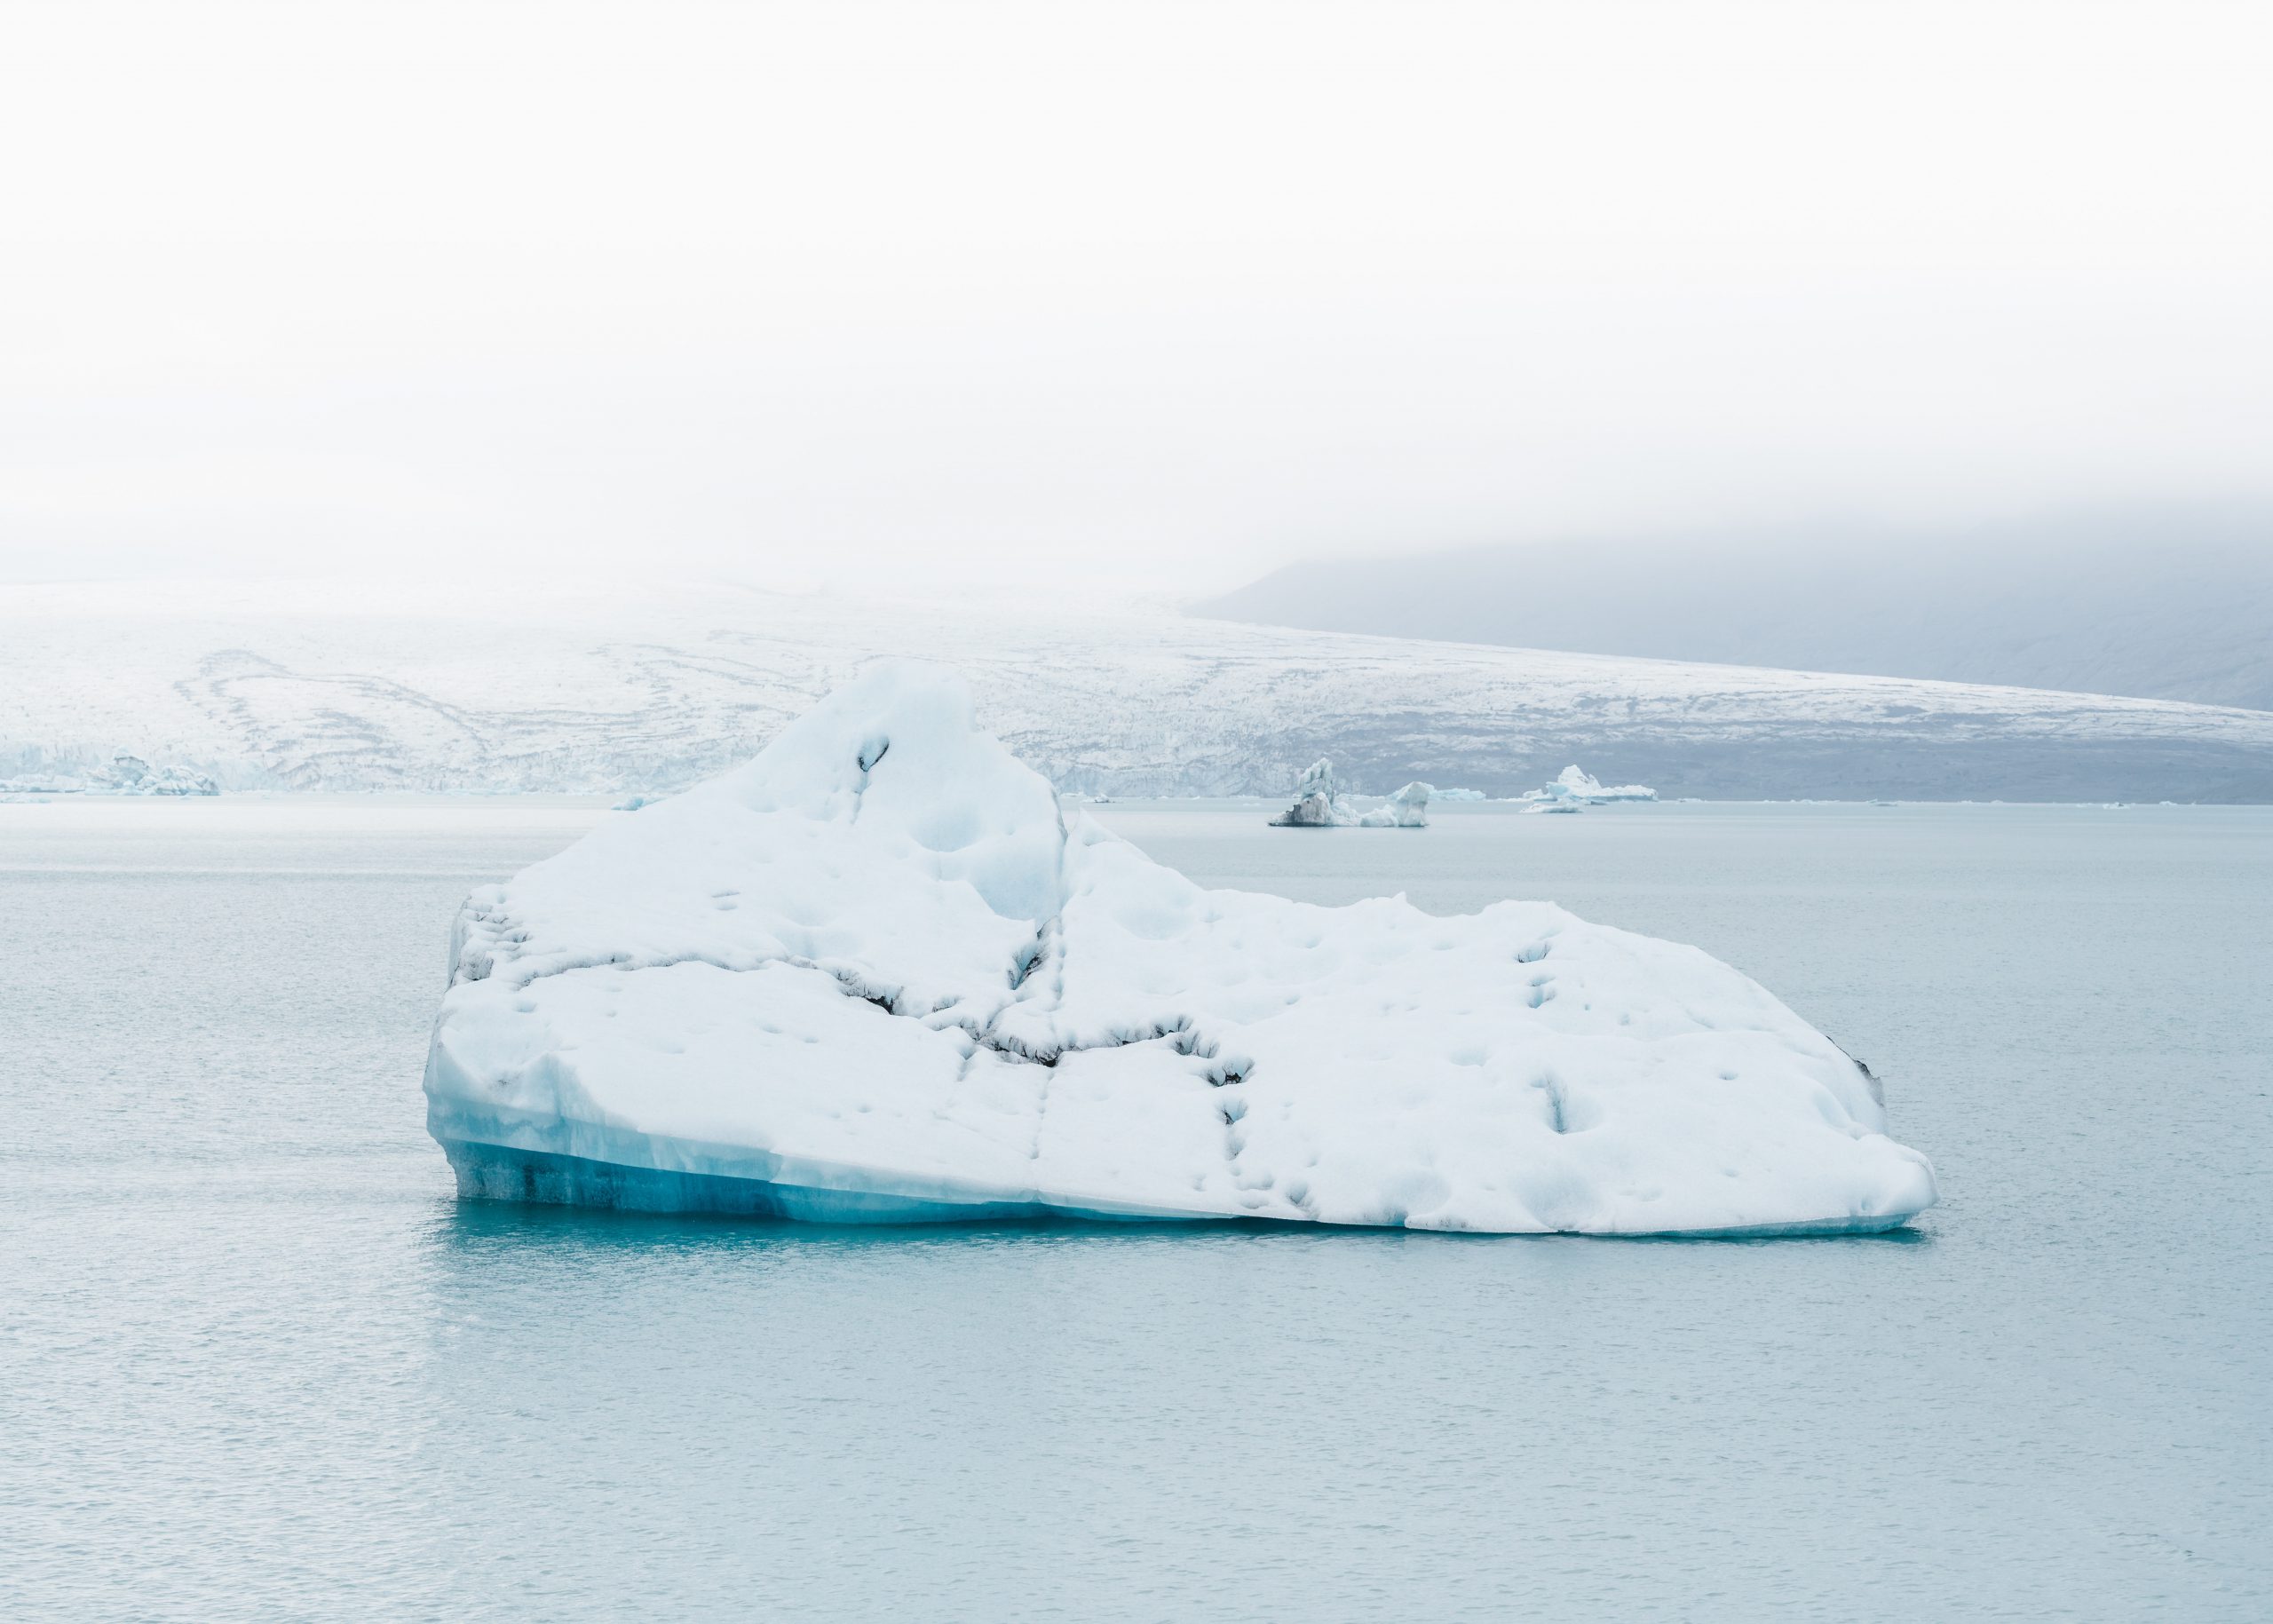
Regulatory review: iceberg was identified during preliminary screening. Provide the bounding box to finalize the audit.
[1382,781,1431,828]
[1269,762,1430,828]
[1269,757,1349,826]
[424,664,1936,1234]
[1524,764,1657,805]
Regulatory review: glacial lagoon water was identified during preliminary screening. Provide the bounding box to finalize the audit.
[2,796,2268,1620]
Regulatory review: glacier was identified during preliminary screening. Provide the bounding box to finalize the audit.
[424,664,1937,1235]
[0,752,219,800]
[9,577,2273,802]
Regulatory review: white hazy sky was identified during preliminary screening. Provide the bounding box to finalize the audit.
[4,0,2270,595]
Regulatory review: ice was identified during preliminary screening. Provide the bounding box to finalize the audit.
[1270,763,1430,828]
[1359,781,1431,828]
[0,752,218,798]
[424,663,1937,1234]
[1269,757,1348,826]
[1524,764,1657,805]
[93,753,220,796]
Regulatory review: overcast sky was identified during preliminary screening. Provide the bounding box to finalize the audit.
[4,1,2270,596]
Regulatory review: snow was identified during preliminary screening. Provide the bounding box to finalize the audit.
[424,663,1938,1235]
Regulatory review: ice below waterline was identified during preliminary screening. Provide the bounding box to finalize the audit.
[424,664,1936,1234]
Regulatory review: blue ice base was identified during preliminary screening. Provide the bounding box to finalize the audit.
[436,1138,1919,1237]
[438,1138,1187,1225]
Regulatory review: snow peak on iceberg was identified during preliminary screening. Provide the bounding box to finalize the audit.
[424,664,1936,1234]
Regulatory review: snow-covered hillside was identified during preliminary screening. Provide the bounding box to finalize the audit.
[6,578,2273,801]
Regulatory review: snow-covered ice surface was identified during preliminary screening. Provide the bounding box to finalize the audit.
[7,577,2273,800]
[425,665,1936,1234]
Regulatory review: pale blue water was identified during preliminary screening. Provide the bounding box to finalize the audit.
[3,797,2268,1620]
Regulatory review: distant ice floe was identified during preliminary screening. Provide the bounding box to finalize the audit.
[1268,760,1430,828]
[1517,764,1658,811]
[424,662,1936,1235]
[0,752,218,799]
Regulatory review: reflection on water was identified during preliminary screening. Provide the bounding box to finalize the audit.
[3,798,2268,1620]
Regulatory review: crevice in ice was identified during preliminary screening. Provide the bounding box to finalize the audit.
[848,734,890,823]
[1538,1074,1570,1133]
[973,1011,1214,1070]
[1006,915,1059,994]
[1826,1035,1885,1107]
[478,934,1245,1084]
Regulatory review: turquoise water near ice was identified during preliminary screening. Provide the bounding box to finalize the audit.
[3,796,2268,1620]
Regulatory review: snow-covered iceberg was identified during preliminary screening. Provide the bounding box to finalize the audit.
[1525,764,1656,805]
[424,665,1936,1234]
[1269,761,1430,828]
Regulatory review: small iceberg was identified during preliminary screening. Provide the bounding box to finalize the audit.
[1269,760,1430,828]
[424,664,1935,1234]
[1521,764,1656,806]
